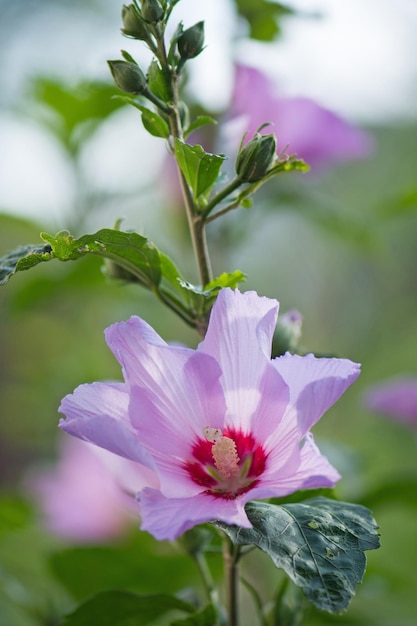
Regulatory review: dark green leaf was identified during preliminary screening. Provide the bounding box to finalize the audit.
[171,603,217,626]
[42,229,162,288]
[61,591,194,626]
[0,243,53,285]
[216,497,380,614]
[174,139,226,199]
[184,116,217,139]
[1,229,162,289]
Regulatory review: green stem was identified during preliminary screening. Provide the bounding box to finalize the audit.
[153,24,213,286]
[223,539,240,626]
[194,551,227,626]
[202,176,243,218]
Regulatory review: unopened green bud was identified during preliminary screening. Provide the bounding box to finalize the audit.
[178,21,205,60]
[141,0,163,22]
[272,310,303,357]
[235,132,277,182]
[121,4,148,40]
[107,60,147,94]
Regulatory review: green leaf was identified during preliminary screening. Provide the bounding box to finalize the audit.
[184,115,217,139]
[61,591,194,626]
[138,105,170,138]
[178,270,246,318]
[174,139,226,199]
[235,0,296,41]
[204,270,247,292]
[0,243,53,285]
[1,229,162,289]
[29,78,126,155]
[147,58,172,103]
[50,534,194,601]
[171,603,217,626]
[0,496,32,538]
[216,497,380,614]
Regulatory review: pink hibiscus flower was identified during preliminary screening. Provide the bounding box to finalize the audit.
[226,64,372,168]
[59,288,360,541]
[365,377,417,430]
[29,436,155,542]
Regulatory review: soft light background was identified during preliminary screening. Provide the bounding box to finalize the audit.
[1,1,417,625]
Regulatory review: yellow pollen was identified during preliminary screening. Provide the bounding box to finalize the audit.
[212,436,240,478]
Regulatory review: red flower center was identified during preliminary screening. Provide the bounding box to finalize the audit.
[184,427,267,499]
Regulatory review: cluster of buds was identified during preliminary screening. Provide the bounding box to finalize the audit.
[109,1,206,112]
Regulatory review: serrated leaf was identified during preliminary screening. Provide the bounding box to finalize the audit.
[0,242,53,285]
[205,270,246,292]
[216,497,380,614]
[174,139,226,199]
[1,229,162,289]
[61,591,194,626]
[184,115,217,139]
[178,271,246,317]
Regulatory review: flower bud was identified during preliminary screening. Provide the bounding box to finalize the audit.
[272,310,303,357]
[121,4,148,40]
[107,60,147,95]
[141,0,163,23]
[177,21,205,60]
[235,132,277,182]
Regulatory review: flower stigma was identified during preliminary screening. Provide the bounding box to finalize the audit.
[185,426,268,499]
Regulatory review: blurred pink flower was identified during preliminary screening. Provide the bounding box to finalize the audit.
[59,288,360,542]
[365,377,417,429]
[226,64,372,168]
[29,436,155,542]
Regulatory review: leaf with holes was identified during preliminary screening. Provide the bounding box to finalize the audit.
[216,497,380,614]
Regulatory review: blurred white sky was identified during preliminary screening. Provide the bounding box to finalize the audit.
[0,0,416,225]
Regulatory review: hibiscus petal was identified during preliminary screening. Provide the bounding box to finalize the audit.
[59,382,155,469]
[273,353,360,436]
[199,289,279,430]
[138,488,251,541]
[106,317,226,437]
[251,433,340,499]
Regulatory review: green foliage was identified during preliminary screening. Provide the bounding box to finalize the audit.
[0,229,246,329]
[234,0,296,41]
[50,535,195,601]
[216,498,380,614]
[61,591,195,626]
[174,140,226,200]
[171,603,216,625]
[28,78,126,155]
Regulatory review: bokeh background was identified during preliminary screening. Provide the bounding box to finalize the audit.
[1,1,417,624]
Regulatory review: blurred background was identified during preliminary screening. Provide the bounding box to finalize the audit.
[1,1,417,624]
